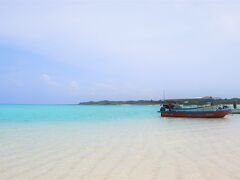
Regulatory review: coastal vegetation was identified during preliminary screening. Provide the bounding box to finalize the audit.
[79,100,160,105]
[79,98,240,106]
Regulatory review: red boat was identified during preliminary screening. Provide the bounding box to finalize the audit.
[160,104,230,118]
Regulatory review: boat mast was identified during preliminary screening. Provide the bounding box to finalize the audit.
[163,90,166,101]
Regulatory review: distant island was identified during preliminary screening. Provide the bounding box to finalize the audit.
[79,97,240,106]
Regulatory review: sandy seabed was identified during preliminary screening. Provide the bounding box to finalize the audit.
[1,115,240,180]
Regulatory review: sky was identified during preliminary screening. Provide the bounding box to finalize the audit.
[0,0,240,104]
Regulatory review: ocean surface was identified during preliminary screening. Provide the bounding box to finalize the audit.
[1,105,240,180]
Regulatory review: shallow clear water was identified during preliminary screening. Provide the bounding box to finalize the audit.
[1,105,240,180]
[0,105,159,123]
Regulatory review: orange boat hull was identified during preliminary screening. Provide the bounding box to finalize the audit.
[161,111,229,118]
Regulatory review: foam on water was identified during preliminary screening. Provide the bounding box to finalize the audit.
[1,105,240,179]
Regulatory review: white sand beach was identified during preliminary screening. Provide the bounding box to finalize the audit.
[1,114,240,180]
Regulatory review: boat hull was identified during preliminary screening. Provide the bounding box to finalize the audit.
[161,111,229,118]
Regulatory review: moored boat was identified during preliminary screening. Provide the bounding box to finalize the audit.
[160,103,230,118]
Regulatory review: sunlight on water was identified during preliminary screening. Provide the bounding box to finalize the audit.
[1,105,240,180]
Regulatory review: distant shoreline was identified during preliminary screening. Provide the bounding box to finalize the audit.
[79,104,160,106]
[79,98,240,106]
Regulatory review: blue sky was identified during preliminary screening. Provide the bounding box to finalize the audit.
[0,0,240,103]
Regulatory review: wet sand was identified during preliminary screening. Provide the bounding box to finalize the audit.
[1,115,240,180]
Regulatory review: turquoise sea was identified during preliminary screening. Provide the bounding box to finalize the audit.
[0,104,160,124]
[1,105,240,179]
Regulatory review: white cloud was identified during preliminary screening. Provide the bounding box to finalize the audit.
[216,13,240,40]
[1,0,239,69]
[69,80,80,95]
[40,74,58,87]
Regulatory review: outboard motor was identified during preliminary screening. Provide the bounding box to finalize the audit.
[233,102,237,109]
